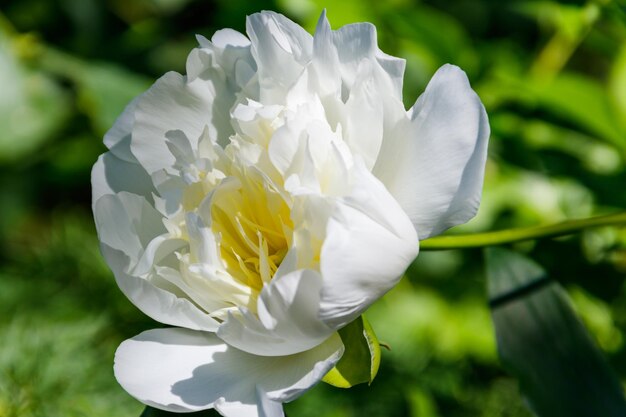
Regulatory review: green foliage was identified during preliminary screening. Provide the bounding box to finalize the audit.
[0,33,70,162]
[0,0,625,416]
[0,215,145,417]
[486,248,626,417]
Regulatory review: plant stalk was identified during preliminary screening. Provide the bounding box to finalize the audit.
[420,212,626,250]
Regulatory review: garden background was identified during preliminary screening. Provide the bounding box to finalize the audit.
[1,0,626,416]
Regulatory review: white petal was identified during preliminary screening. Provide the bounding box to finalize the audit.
[94,97,155,208]
[94,192,165,264]
[333,22,377,82]
[373,64,490,239]
[319,160,419,329]
[102,244,219,331]
[267,119,304,176]
[310,11,404,102]
[210,29,251,48]
[91,153,154,211]
[342,59,384,170]
[218,268,334,356]
[103,97,139,163]
[131,71,234,174]
[331,22,382,96]
[246,12,312,102]
[374,49,405,100]
[190,32,255,90]
[160,212,259,315]
[114,328,343,415]
[256,387,284,417]
[311,10,341,98]
[94,192,218,331]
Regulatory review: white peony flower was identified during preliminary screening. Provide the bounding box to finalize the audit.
[92,10,489,417]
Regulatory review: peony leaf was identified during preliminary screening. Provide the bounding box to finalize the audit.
[609,43,626,132]
[531,73,626,150]
[485,248,626,417]
[322,315,381,388]
[0,34,70,162]
[75,64,151,135]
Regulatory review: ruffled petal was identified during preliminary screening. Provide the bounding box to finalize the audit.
[310,10,404,103]
[319,160,419,329]
[102,245,219,331]
[102,97,139,163]
[217,268,334,356]
[114,328,343,416]
[94,192,218,331]
[131,69,236,174]
[342,59,384,170]
[91,153,154,211]
[93,97,155,208]
[331,20,404,100]
[246,11,312,103]
[209,29,251,48]
[310,11,341,98]
[373,64,490,239]
[189,30,255,92]
[94,192,164,263]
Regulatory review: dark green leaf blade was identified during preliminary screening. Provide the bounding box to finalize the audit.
[485,248,626,417]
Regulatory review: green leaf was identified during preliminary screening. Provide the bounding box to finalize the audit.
[322,315,381,388]
[610,43,626,131]
[75,63,151,135]
[485,248,626,417]
[141,406,220,417]
[0,34,70,162]
[531,74,626,149]
[25,44,151,137]
[485,71,626,150]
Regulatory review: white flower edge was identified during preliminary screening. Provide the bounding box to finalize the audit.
[115,328,343,416]
[373,64,490,240]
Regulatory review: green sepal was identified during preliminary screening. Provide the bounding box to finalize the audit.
[322,315,381,388]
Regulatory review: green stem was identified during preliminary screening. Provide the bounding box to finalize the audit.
[420,212,626,251]
[529,1,601,80]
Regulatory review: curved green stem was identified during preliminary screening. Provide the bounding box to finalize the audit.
[420,212,626,251]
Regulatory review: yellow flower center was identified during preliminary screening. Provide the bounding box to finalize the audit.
[210,167,292,291]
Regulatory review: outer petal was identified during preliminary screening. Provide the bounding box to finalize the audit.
[332,21,404,100]
[373,64,490,239]
[94,192,165,264]
[342,59,384,170]
[114,328,343,416]
[309,11,404,105]
[102,97,139,163]
[94,192,219,331]
[131,70,235,174]
[246,11,312,103]
[217,268,334,357]
[319,160,419,329]
[310,11,341,98]
[91,153,154,211]
[190,30,256,94]
[102,245,219,331]
[92,97,155,208]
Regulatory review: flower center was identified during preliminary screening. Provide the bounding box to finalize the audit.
[210,168,292,291]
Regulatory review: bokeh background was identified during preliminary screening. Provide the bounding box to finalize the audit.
[1,0,626,416]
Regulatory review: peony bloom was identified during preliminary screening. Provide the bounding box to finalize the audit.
[92,10,489,417]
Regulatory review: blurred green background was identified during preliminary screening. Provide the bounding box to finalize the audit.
[1,0,626,416]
